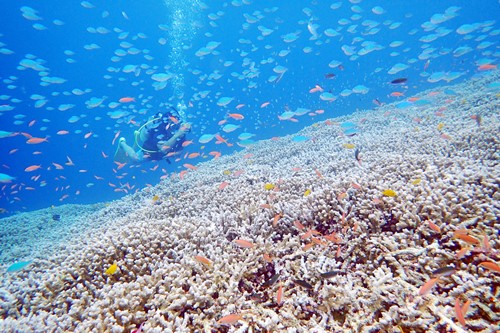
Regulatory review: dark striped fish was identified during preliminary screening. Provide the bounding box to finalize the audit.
[320,271,339,279]
[432,266,455,277]
[293,279,313,290]
[262,273,279,288]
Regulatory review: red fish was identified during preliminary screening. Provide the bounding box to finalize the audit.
[209,151,221,159]
[25,165,42,172]
[309,84,324,93]
[276,283,283,305]
[227,113,244,120]
[418,277,440,296]
[26,137,49,144]
[233,239,255,248]
[478,64,497,71]
[218,182,229,190]
[119,97,135,103]
[217,314,243,325]
[183,163,197,170]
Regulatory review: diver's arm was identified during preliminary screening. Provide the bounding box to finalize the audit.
[119,139,141,161]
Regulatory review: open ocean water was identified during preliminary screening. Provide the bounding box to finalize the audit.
[0,0,498,215]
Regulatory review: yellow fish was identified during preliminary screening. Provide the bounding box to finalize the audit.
[411,178,421,185]
[437,123,444,131]
[304,189,311,197]
[222,169,231,176]
[343,143,356,149]
[152,195,160,202]
[264,183,275,190]
[382,189,397,197]
[105,262,118,275]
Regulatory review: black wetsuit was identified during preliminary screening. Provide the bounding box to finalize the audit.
[141,110,186,161]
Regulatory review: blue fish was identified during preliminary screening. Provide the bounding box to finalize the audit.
[7,260,32,272]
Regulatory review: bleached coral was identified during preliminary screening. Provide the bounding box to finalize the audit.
[1,74,499,332]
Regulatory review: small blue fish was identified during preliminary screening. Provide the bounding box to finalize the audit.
[7,261,32,272]
[292,135,309,142]
[0,173,15,183]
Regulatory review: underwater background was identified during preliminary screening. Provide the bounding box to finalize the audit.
[0,0,499,215]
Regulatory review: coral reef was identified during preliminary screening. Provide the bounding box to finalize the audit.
[1,74,499,332]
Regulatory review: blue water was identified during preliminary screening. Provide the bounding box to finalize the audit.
[0,0,498,215]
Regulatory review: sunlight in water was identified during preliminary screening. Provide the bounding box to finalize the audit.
[164,0,204,117]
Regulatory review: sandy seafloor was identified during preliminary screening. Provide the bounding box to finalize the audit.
[1,73,499,333]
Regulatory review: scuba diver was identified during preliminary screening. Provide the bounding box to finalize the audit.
[114,106,191,164]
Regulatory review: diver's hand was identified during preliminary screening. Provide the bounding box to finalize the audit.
[179,123,191,133]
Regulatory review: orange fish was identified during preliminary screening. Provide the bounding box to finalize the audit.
[187,152,200,159]
[84,132,93,139]
[179,170,188,179]
[272,213,282,227]
[119,97,135,103]
[260,101,270,108]
[26,137,49,144]
[235,104,245,109]
[227,113,244,120]
[52,163,64,170]
[218,181,229,190]
[453,231,480,245]
[479,261,500,273]
[233,239,255,248]
[455,247,470,259]
[217,314,243,325]
[57,130,69,135]
[183,163,197,170]
[309,84,324,93]
[65,156,75,166]
[423,59,431,71]
[293,220,305,230]
[478,64,497,71]
[455,298,466,326]
[112,131,121,145]
[209,151,221,159]
[194,255,212,267]
[215,134,232,147]
[418,277,440,296]
[428,221,441,233]
[25,165,42,172]
[390,92,404,97]
[303,242,315,251]
[182,140,193,147]
[276,283,283,305]
[114,161,126,170]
